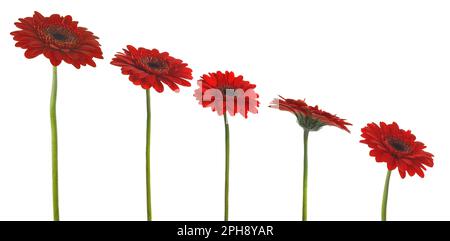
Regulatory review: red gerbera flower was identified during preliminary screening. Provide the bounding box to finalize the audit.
[11,11,103,68]
[360,122,434,178]
[111,45,193,92]
[111,45,192,220]
[194,71,258,220]
[269,96,351,132]
[270,96,350,221]
[194,71,259,118]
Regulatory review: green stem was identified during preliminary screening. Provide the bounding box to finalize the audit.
[381,170,392,221]
[302,129,309,221]
[50,66,59,221]
[224,112,230,221]
[146,89,152,221]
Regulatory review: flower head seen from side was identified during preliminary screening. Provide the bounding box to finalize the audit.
[194,71,259,118]
[111,46,192,221]
[270,96,351,221]
[269,96,351,132]
[360,122,434,221]
[11,11,103,68]
[111,45,193,92]
[194,71,258,221]
[361,122,434,178]
[11,11,103,221]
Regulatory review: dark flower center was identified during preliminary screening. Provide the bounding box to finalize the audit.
[40,26,79,49]
[143,57,169,73]
[147,61,166,70]
[387,138,409,152]
[47,27,73,42]
[51,32,68,41]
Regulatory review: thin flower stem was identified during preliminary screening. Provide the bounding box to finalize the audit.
[146,89,152,221]
[224,112,230,221]
[381,170,392,221]
[50,66,59,221]
[302,129,309,221]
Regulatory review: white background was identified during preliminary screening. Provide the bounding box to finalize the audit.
[0,0,449,221]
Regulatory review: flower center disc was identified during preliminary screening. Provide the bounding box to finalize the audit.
[147,62,164,69]
[144,58,169,74]
[387,138,409,152]
[51,32,68,41]
[42,26,79,49]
